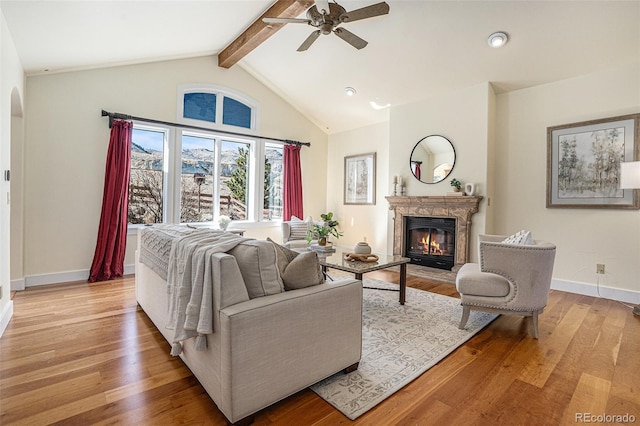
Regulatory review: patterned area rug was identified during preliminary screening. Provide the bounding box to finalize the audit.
[310,278,497,420]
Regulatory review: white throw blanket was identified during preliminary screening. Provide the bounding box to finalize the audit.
[165,230,248,355]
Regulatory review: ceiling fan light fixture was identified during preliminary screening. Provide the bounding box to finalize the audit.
[345,87,357,96]
[488,31,508,48]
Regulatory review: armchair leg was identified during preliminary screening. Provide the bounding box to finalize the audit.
[531,311,539,339]
[459,305,470,329]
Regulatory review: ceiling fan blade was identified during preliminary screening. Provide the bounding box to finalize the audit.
[262,17,311,24]
[341,2,390,23]
[333,27,368,49]
[297,30,322,51]
[314,0,330,15]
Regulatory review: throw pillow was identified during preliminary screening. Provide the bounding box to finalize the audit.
[288,216,313,240]
[268,238,324,290]
[501,230,534,245]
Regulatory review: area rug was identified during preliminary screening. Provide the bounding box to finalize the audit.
[310,278,497,420]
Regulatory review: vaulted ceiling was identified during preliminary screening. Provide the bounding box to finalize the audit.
[2,1,639,134]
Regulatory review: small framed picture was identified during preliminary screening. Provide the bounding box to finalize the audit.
[547,114,640,209]
[344,152,376,205]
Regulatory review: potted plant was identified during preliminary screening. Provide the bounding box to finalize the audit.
[450,178,462,192]
[306,212,343,246]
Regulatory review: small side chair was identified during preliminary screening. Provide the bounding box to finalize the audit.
[455,234,556,339]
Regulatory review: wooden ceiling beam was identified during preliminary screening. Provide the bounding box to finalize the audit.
[218,0,315,69]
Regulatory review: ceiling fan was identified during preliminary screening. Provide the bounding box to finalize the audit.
[262,0,390,51]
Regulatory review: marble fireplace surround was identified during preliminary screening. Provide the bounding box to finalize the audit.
[386,196,483,271]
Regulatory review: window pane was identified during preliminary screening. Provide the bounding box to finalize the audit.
[180,134,215,223]
[184,93,216,123]
[221,140,250,220]
[264,145,283,220]
[222,97,251,129]
[129,128,164,224]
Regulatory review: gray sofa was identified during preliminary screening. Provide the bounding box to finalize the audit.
[135,232,363,424]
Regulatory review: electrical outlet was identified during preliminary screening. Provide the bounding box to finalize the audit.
[596,264,605,274]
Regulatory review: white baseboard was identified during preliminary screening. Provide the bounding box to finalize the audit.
[22,264,136,288]
[0,300,14,338]
[11,278,25,291]
[10,268,640,308]
[551,278,640,305]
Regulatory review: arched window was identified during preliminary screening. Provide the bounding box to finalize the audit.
[178,84,257,130]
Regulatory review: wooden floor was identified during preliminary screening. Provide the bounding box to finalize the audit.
[1,272,639,425]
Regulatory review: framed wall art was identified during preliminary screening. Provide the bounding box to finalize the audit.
[547,113,640,209]
[344,152,376,205]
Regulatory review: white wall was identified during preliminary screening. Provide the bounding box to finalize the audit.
[22,56,327,284]
[387,82,495,260]
[327,121,390,252]
[1,7,25,335]
[494,62,640,302]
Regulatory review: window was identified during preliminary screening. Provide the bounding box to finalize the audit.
[129,126,283,227]
[222,96,251,128]
[264,144,283,220]
[180,133,215,222]
[178,84,256,131]
[128,127,167,224]
[183,93,216,123]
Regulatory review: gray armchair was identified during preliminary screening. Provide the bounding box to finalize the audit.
[455,234,556,339]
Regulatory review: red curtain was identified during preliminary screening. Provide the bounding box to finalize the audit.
[89,120,133,282]
[283,144,303,221]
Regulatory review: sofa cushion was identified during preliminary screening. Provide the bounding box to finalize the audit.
[501,230,533,245]
[268,238,324,290]
[228,240,284,299]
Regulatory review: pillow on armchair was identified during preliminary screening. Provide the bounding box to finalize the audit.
[282,215,322,249]
[501,230,534,245]
[288,216,313,240]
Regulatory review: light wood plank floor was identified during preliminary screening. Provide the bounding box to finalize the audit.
[1,272,639,425]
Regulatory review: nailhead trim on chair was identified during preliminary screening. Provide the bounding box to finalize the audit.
[461,302,545,313]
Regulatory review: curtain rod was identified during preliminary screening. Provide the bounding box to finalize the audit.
[101,109,311,147]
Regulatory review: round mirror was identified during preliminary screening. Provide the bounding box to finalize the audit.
[409,135,456,184]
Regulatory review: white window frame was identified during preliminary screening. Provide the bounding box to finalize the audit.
[127,122,174,235]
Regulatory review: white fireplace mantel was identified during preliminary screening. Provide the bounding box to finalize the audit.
[386,195,483,270]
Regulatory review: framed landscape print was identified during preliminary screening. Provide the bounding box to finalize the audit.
[344,152,376,205]
[547,113,640,209]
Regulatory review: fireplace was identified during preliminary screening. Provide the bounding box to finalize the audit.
[405,216,456,270]
[386,195,483,271]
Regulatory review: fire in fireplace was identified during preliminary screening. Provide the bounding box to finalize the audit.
[404,216,456,270]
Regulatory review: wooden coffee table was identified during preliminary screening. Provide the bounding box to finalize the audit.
[315,247,410,305]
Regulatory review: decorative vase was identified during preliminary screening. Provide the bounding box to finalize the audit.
[354,242,371,254]
[220,222,229,231]
[465,183,476,196]
[318,237,327,246]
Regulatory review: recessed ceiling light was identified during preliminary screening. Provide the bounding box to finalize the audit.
[345,87,356,96]
[488,32,508,48]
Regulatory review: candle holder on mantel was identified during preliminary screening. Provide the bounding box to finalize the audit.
[400,185,405,196]
[393,182,398,196]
